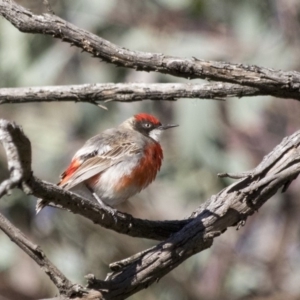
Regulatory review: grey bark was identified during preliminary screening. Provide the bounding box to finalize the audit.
[0,83,262,104]
[1,119,300,299]
[0,0,300,299]
[1,0,300,101]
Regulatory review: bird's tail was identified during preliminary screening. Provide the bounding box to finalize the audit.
[36,180,62,214]
[35,198,46,214]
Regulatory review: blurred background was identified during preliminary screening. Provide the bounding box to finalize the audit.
[1,0,300,299]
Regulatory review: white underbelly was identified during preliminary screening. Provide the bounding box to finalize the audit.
[93,159,141,206]
[71,157,142,207]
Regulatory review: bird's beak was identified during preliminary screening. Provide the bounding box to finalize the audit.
[159,124,179,130]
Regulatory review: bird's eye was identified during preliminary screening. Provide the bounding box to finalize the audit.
[143,122,152,129]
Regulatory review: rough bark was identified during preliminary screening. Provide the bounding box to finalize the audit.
[1,1,300,299]
[0,83,262,104]
[1,119,300,299]
[1,0,300,101]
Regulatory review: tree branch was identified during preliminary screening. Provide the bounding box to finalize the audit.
[87,131,300,299]
[2,1,299,299]
[0,120,89,298]
[1,0,300,100]
[0,83,263,104]
[0,211,81,297]
[0,120,32,197]
[1,118,300,298]
[32,176,189,241]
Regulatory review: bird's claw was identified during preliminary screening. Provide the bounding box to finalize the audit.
[92,192,118,223]
[103,205,118,223]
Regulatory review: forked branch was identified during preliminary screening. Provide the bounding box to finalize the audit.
[0,119,300,299]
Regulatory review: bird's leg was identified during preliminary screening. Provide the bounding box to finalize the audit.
[92,192,117,216]
[85,184,117,219]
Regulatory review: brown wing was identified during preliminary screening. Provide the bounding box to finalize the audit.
[59,141,142,190]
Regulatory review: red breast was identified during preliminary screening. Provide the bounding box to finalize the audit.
[113,142,163,193]
[59,141,163,189]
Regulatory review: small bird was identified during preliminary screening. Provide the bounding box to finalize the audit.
[36,113,177,213]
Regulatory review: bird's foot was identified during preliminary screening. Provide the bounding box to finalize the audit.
[92,192,117,222]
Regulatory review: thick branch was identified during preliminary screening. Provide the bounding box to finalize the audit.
[1,0,300,100]
[1,118,300,299]
[31,176,189,241]
[0,83,262,104]
[88,131,300,299]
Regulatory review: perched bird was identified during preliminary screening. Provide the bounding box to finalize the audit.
[36,113,177,213]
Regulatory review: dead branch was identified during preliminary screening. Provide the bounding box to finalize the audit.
[2,0,300,299]
[0,82,263,104]
[92,135,300,299]
[1,119,300,298]
[1,0,300,100]
[32,176,189,241]
[0,211,82,297]
[0,120,87,298]
[0,120,32,197]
